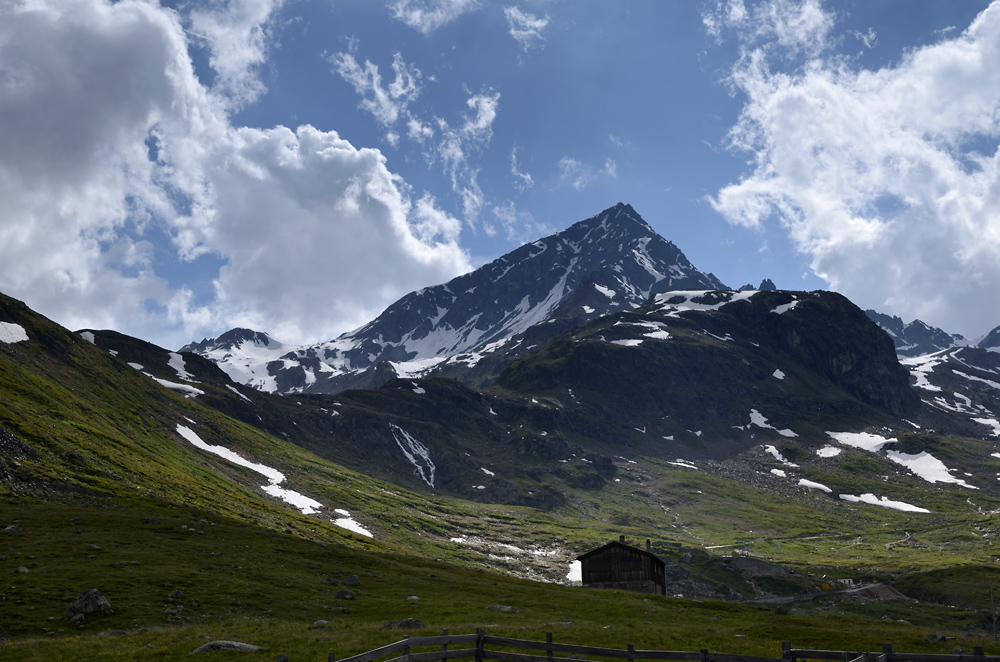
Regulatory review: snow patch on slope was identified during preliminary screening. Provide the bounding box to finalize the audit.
[0,322,28,344]
[798,479,832,493]
[763,445,799,467]
[390,424,436,487]
[826,431,897,452]
[168,352,195,382]
[748,410,797,437]
[149,375,204,398]
[839,493,929,513]
[652,290,755,317]
[175,424,324,516]
[885,450,977,489]
[899,353,944,392]
[973,418,1000,436]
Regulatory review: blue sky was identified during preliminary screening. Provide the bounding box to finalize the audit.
[1,0,998,348]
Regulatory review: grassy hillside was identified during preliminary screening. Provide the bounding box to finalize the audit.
[3,500,1000,661]
[5,292,1000,658]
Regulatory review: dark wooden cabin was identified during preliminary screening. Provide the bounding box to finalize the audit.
[576,536,665,595]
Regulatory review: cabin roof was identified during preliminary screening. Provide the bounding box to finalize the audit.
[576,540,665,566]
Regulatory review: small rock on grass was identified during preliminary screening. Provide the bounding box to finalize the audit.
[487,605,519,612]
[191,640,263,653]
[383,618,424,629]
[335,589,355,600]
[342,575,359,586]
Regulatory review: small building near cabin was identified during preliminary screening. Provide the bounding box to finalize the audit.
[577,536,666,595]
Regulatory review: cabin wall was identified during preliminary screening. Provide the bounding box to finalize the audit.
[580,545,664,595]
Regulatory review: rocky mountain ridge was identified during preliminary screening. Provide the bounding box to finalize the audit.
[865,309,1000,358]
[78,285,992,512]
[183,203,726,395]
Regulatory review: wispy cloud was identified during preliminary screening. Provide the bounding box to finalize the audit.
[510,145,534,190]
[491,200,552,243]
[435,91,501,219]
[388,0,481,35]
[328,40,500,224]
[504,5,550,52]
[558,156,616,191]
[852,27,877,50]
[329,48,423,144]
[703,0,833,55]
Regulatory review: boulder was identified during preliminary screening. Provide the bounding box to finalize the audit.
[395,618,425,629]
[64,589,111,619]
[191,640,263,653]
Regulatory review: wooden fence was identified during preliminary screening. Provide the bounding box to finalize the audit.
[269,630,1000,662]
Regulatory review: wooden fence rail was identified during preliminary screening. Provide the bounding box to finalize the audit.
[274,630,1000,662]
[785,642,998,662]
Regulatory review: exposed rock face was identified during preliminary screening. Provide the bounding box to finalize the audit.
[0,425,39,462]
[746,292,920,416]
[497,289,920,454]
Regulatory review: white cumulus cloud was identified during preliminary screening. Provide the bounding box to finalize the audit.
[710,0,1000,338]
[0,0,471,348]
[188,0,284,108]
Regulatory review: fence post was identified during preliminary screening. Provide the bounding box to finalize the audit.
[276,657,290,662]
[546,632,553,662]
[882,643,892,662]
[628,643,635,662]
[404,635,411,662]
[328,653,335,662]
[701,649,710,662]
[782,641,793,662]
[441,628,449,662]
[476,628,485,662]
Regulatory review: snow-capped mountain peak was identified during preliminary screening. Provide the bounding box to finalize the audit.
[184,203,727,395]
